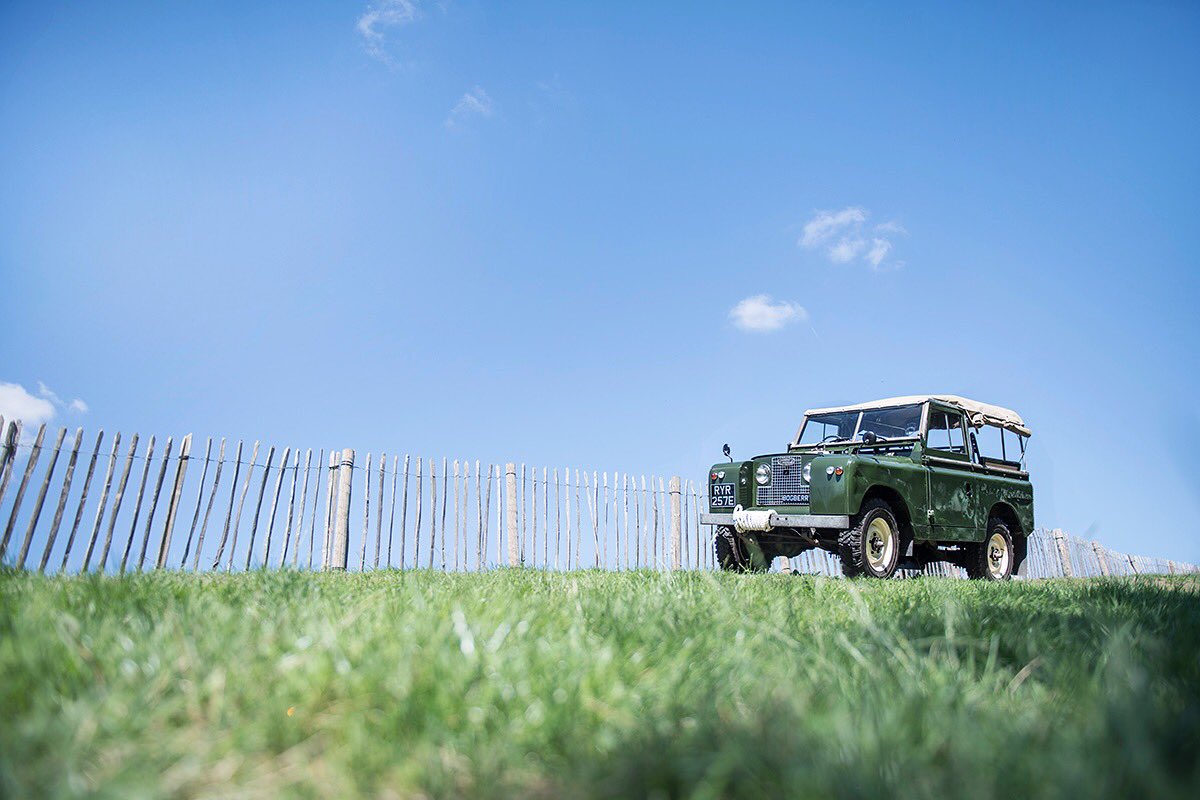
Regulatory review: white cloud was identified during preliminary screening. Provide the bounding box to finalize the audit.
[445,87,494,128]
[800,207,866,248]
[729,295,808,332]
[0,381,88,432]
[799,206,905,269]
[866,238,892,267]
[357,0,420,64]
[829,238,866,263]
[0,382,56,428]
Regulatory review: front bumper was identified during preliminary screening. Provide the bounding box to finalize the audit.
[700,510,850,532]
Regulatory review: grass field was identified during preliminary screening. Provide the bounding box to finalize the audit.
[2,569,1199,799]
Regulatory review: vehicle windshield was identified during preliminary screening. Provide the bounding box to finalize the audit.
[858,405,922,440]
[796,404,923,446]
[796,411,860,445]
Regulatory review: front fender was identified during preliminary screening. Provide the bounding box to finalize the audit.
[809,454,926,518]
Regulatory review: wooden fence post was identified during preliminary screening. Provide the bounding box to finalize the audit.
[294,448,313,568]
[182,437,214,568]
[321,450,336,569]
[398,454,410,568]
[0,420,22,515]
[84,431,121,570]
[332,448,354,570]
[1052,528,1073,577]
[306,448,323,569]
[120,435,155,573]
[244,445,275,570]
[137,437,173,571]
[505,462,519,566]
[190,438,224,570]
[226,440,259,572]
[359,452,371,570]
[212,439,245,571]
[157,434,192,569]
[17,426,68,569]
[670,476,682,570]
[40,428,84,572]
[60,429,104,572]
[281,449,300,567]
[264,447,291,568]
[0,416,11,506]
[1091,541,1110,577]
[1,423,46,562]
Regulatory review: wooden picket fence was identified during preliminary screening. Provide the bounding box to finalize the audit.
[0,419,1195,578]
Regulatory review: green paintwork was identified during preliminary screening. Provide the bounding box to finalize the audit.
[706,400,1035,545]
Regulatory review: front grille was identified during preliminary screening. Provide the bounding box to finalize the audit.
[755,455,810,505]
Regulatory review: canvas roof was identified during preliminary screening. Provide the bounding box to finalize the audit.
[804,395,1031,436]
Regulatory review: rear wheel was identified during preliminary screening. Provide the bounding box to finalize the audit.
[967,520,1014,581]
[839,498,902,579]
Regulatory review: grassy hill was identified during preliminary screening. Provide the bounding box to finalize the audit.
[2,569,1198,798]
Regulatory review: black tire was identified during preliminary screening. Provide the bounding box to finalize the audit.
[967,520,1014,581]
[715,526,744,571]
[714,526,770,573]
[838,498,902,579]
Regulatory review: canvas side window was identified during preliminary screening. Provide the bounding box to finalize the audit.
[927,409,967,454]
[927,410,952,450]
[1004,430,1027,464]
[947,414,965,453]
[975,424,1005,460]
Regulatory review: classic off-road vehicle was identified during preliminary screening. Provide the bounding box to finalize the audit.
[701,396,1034,580]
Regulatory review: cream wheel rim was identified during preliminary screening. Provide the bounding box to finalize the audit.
[865,517,895,572]
[987,532,1010,578]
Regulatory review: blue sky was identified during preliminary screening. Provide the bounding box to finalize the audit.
[2,1,1198,561]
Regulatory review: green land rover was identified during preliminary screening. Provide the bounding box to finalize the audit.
[701,395,1034,580]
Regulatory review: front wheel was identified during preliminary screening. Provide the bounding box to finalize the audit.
[967,521,1014,581]
[839,499,902,579]
[714,526,771,572]
[715,526,744,571]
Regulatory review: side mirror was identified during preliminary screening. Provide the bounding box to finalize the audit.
[722,443,732,461]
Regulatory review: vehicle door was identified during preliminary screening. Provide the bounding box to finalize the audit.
[924,406,979,537]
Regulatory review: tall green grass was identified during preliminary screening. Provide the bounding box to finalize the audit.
[2,569,1198,798]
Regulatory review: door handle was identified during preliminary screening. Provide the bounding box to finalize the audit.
[964,482,972,496]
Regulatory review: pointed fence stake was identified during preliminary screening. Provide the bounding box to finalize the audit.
[157,434,192,569]
[226,440,260,571]
[262,446,290,568]
[61,430,105,572]
[181,437,214,568]
[39,428,84,572]
[16,426,67,569]
[120,435,156,573]
[1,423,47,562]
[212,440,246,570]
[331,449,353,570]
[190,438,226,571]
[505,462,518,566]
[137,436,173,571]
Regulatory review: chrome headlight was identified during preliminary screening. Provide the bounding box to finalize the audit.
[755,464,771,485]
[802,462,811,483]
